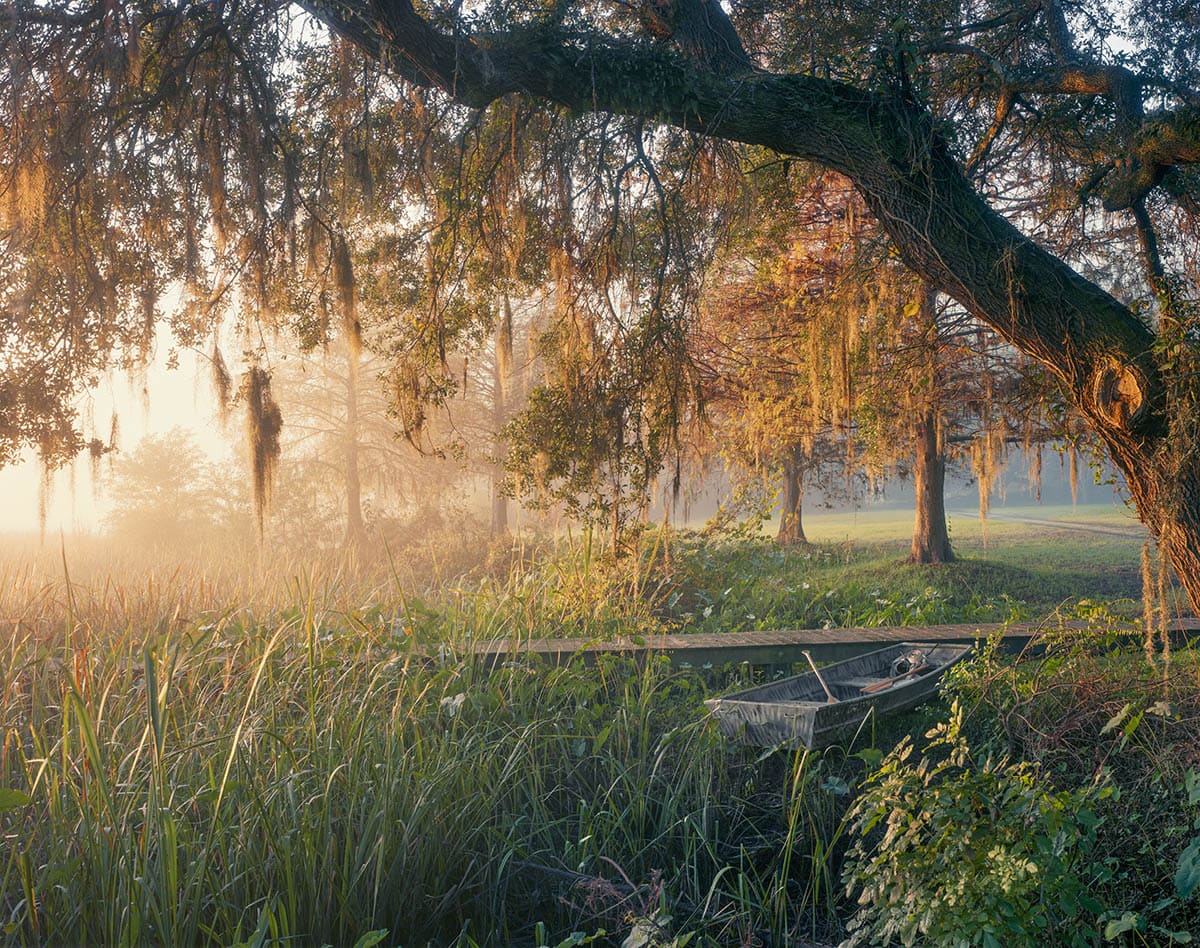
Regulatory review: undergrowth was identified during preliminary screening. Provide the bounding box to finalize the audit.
[0,612,871,946]
[839,620,1200,946]
[0,528,1191,945]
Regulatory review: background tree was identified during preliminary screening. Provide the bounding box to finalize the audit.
[454,291,542,537]
[695,170,867,546]
[698,170,1050,563]
[268,338,466,551]
[6,1,1200,601]
[104,429,251,551]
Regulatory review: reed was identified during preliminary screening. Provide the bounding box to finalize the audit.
[0,564,853,945]
[0,520,1156,944]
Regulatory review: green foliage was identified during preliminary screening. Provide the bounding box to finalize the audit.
[943,633,1200,944]
[842,703,1106,947]
[0,523,1192,945]
[0,585,869,946]
[0,616,709,944]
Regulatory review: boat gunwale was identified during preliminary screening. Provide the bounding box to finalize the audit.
[703,641,973,712]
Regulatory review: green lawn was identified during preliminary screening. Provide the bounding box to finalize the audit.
[659,502,1165,635]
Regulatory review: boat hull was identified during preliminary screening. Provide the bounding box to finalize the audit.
[704,642,972,749]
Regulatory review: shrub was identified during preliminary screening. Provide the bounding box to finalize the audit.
[841,703,1106,947]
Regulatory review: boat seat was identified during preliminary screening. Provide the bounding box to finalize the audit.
[838,676,884,689]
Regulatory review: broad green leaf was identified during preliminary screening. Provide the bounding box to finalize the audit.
[854,747,884,770]
[1174,837,1200,899]
[1103,913,1140,939]
[0,789,30,813]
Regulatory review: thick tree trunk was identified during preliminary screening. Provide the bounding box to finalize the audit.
[1105,437,1200,610]
[910,407,954,564]
[776,446,807,546]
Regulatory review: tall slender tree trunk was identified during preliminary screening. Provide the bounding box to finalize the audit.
[910,406,953,563]
[909,285,953,564]
[490,467,508,534]
[489,386,509,535]
[344,342,366,552]
[491,295,512,536]
[776,445,808,546]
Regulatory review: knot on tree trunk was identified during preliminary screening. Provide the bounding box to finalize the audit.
[1090,355,1150,431]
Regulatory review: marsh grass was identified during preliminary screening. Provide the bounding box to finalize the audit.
[0,591,870,946]
[0,516,1174,945]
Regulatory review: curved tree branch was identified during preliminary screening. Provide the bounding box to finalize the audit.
[301,0,1162,451]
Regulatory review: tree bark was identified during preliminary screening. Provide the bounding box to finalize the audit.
[910,407,954,564]
[491,296,511,537]
[490,473,508,535]
[776,445,808,546]
[909,285,953,564]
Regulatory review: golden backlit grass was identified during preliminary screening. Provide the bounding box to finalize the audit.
[0,519,1185,944]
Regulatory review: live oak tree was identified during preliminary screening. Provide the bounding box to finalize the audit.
[5,1,1200,602]
[694,170,869,547]
[700,171,1045,563]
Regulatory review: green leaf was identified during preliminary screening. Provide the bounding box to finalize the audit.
[350,931,389,948]
[1100,703,1132,736]
[553,932,606,948]
[1185,768,1200,806]
[0,789,30,813]
[1174,837,1200,899]
[1123,709,1145,741]
[855,747,884,770]
[1103,912,1140,939]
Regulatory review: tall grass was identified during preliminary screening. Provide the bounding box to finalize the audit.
[0,519,1163,945]
[0,592,861,945]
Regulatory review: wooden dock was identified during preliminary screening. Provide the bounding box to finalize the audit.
[465,617,1200,668]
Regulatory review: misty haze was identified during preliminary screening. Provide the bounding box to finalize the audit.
[3,0,1200,944]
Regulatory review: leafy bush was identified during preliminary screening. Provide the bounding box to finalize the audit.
[943,628,1200,944]
[841,703,1106,947]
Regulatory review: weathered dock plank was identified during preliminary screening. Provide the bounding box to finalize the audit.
[465,618,1200,667]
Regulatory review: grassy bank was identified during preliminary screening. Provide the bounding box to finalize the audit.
[0,613,860,945]
[0,515,1195,945]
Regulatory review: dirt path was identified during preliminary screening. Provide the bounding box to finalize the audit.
[977,510,1147,539]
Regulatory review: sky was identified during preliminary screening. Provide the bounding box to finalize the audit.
[0,335,234,534]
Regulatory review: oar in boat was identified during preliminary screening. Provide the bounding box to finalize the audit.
[859,662,934,694]
[801,650,839,703]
